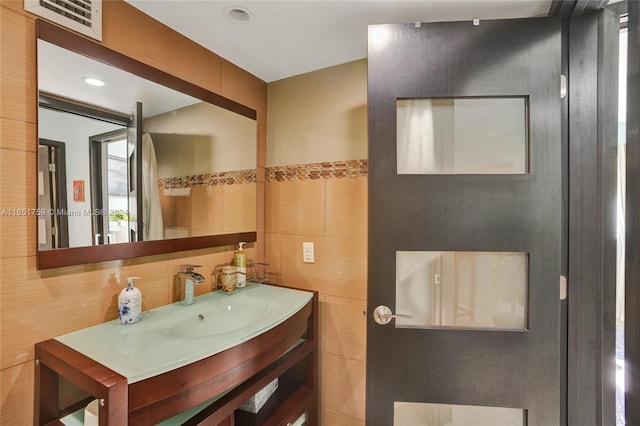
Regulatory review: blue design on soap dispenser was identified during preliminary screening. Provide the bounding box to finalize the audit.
[118,277,142,324]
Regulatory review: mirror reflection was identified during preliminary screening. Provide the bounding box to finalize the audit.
[37,39,257,251]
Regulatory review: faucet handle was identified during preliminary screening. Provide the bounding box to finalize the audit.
[180,264,202,273]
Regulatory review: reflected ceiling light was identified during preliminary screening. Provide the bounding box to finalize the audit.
[224,6,253,23]
[82,77,105,87]
[369,25,391,51]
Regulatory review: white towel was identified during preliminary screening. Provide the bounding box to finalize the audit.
[142,133,164,240]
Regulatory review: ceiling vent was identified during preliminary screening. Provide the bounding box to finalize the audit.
[25,0,102,41]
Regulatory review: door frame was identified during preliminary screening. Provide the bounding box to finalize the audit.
[89,128,129,244]
[38,138,69,249]
[623,1,640,425]
[556,3,634,425]
[565,8,619,426]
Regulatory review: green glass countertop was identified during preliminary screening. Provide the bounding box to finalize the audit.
[56,283,312,383]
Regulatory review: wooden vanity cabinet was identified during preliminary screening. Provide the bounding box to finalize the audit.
[34,291,318,426]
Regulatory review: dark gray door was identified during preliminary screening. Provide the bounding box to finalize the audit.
[367,17,562,425]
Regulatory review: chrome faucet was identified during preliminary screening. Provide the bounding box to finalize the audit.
[175,264,205,305]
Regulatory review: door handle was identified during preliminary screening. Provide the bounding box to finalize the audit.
[373,305,413,325]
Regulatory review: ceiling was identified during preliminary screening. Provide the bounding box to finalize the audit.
[124,1,553,83]
[39,40,200,118]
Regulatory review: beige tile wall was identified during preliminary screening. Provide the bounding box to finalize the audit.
[266,60,368,425]
[0,1,267,423]
[266,60,368,167]
[265,176,368,425]
[160,182,257,236]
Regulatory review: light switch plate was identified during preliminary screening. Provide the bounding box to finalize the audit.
[303,242,315,263]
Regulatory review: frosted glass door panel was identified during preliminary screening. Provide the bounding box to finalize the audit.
[394,402,524,426]
[397,98,528,174]
[396,251,528,330]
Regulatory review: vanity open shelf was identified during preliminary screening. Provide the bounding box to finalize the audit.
[34,284,318,426]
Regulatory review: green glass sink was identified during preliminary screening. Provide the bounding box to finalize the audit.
[164,299,273,338]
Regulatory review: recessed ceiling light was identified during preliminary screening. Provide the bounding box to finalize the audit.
[83,77,105,87]
[224,6,253,23]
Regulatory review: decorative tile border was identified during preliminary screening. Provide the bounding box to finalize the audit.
[265,159,368,182]
[159,169,256,189]
[159,160,368,188]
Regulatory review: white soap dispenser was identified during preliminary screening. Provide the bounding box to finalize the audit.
[118,277,142,324]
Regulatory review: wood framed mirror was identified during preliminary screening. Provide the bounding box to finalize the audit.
[36,20,257,269]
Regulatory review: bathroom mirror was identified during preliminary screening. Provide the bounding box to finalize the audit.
[35,20,257,269]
